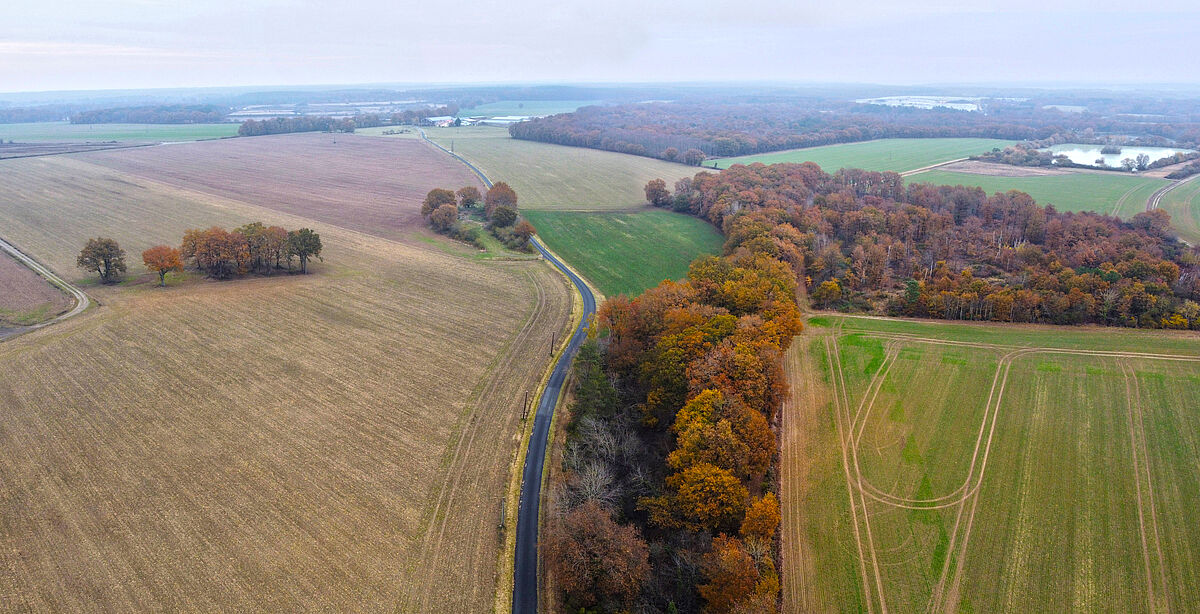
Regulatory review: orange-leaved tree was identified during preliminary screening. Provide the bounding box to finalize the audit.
[142,245,183,286]
[698,534,759,612]
[545,500,650,608]
[642,461,747,533]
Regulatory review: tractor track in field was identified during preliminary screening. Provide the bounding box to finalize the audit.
[825,335,880,614]
[1147,173,1200,211]
[1121,360,1171,614]
[825,326,1200,613]
[397,267,551,613]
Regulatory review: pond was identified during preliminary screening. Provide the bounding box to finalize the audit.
[1044,144,1194,168]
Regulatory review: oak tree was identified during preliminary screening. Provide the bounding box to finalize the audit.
[287,228,323,274]
[141,245,183,286]
[77,237,126,283]
[422,188,456,216]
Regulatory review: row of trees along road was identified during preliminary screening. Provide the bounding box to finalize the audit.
[75,224,322,286]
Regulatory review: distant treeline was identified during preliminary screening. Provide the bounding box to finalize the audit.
[510,99,1200,163]
[237,115,389,136]
[0,105,73,124]
[70,105,229,124]
[237,105,458,137]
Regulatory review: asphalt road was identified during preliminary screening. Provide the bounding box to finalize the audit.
[512,239,595,613]
[416,128,597,611]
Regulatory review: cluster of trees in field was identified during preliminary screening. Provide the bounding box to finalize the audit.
[509,99,1200,163]
[237,115,385,136]
[76,224,322,285]
[420,183,536,250]
[647,163,1200,329]
[546,213,800,611]
[182,224,322,277]
[972,144,1060,167]
[70,105,229,124]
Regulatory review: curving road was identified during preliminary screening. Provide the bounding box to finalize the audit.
[0,235,90,339]
[417,128,597,612]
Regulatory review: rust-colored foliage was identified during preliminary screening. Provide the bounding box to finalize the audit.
[545,501,650,607]
[141,245,183,286]
[421,188,456,217]
[740,492,780,544]
[698,534,759,613]
[484,181,518,217]
[644,462,747,533]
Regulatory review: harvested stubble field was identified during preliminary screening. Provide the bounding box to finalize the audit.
[781,315,1200,613]
[0,139,572,612]
[0,250,71,326]
[365,125,698,211]
[85,132,485,244]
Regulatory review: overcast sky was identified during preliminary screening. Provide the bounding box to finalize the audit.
[2,0,1199,93]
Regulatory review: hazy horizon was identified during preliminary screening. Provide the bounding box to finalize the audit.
[3,0,1199,94]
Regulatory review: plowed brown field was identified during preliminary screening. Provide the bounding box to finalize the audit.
[0,136,570,612]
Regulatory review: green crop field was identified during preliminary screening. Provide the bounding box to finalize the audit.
[0,122,239,142]
[364,125,698,210]
[705,138,1016,173]
[523,209,723,297]
[781,315,1200,612]
[1157,176,1200,244]
[910,169,1168,218]
[457,100,601,117]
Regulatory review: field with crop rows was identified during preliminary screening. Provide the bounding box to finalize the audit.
[366,125,698,211]
[911,169,1168,218]
[705,138,1015,172]
[781,315,1200,612]
[87,133,484,244]
[0,137,571,612]
[0,121,238,142]
[523,209,723,297]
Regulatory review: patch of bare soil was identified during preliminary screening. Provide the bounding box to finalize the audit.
[0,250,71,325]
[940,160,1071,177]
